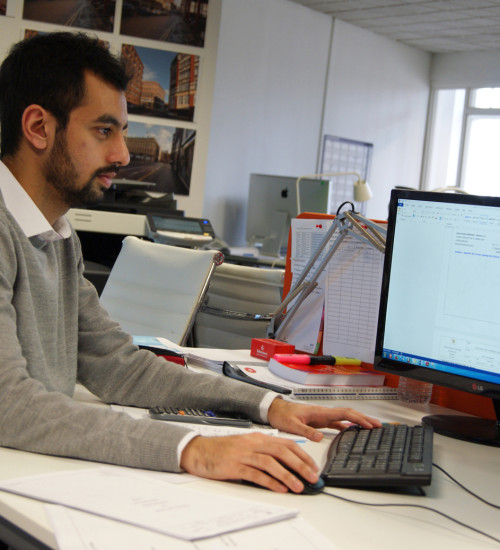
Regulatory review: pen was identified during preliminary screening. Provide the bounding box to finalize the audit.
[273,354,362,366]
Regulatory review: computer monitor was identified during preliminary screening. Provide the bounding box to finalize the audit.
[245,174,331,257]
[374,189,500,447]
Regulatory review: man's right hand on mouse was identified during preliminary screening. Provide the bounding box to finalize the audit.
[179,432,320,493]
[180,398,381,493]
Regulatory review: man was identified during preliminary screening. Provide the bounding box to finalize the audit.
[0,32,380,494]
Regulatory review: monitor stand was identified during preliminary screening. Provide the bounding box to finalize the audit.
[422,397,500,447]
[259,210,289,257]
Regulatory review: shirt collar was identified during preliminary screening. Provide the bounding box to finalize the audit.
[0,161,71,241]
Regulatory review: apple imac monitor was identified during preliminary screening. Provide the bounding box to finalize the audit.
[374,189,500,446]
[245,174,331,257]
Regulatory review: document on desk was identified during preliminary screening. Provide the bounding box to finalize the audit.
[0,466,297,541]
[322,234,384,362]
[132,335,255,372]
[46,505,337,550]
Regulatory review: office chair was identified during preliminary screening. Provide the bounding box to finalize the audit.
[100,236,224,345]
[193,263,285,349]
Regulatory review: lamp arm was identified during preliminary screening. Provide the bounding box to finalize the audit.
[267,219,340,339]
[344,211,386,253]
[289,218,340,293]
[271,280,312,318]
[273,228,347,340]
[269,207,387,342]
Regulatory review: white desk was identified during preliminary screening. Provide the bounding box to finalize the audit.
[0,397,499,550]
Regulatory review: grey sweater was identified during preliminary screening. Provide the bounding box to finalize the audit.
[0,197,270,472]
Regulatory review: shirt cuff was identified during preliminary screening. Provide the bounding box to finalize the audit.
[176,430,201,468]
[259,392,280,423]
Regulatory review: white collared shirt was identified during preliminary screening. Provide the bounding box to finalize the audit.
[0,160,71,241]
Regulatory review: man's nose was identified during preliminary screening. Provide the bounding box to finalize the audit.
[109,134,130,167]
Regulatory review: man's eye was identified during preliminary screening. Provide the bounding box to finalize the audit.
[98,127,112,137]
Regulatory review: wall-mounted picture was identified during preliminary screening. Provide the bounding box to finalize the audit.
[122,44,199,122]
[23,0,116,32]
[120,0,208,48]
[0,1,7,16]
[118,121,195,195]
[24,28,110,49]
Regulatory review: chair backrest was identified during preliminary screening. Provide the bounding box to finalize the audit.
[100,236,223,345]
[193,263,284,349]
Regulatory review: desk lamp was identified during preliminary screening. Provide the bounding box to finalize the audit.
[295,171,373,215]
[267,201,386,342]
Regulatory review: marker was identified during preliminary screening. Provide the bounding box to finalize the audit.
[273,354,362,366]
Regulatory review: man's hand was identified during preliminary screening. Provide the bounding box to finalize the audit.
[180,400,381,493]
[267,398,382,442]
[180,432,319,493]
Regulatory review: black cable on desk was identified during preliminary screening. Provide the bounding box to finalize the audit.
[432,462,500,510]
[321,489,500,545]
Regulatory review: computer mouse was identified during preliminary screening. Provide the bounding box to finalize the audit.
[282,465,325,495]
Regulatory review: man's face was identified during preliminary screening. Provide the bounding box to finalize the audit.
[44,71,130,208]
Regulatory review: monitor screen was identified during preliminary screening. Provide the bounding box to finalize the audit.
[374,189,500,446]
[245,174,330,257]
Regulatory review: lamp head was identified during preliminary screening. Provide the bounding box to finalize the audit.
[353,178,373,202]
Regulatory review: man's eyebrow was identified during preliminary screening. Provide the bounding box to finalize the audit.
[95,115,128,130]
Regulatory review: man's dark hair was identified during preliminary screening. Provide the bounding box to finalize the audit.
[0,32,130,158]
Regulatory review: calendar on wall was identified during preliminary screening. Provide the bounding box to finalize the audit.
[320,135,373,216]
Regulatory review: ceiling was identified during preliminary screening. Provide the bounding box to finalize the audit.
[287,0,500,54]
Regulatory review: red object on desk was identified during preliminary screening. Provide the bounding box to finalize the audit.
[250,338,295,361]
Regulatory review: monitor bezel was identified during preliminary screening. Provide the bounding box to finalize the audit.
[374,189,500,402]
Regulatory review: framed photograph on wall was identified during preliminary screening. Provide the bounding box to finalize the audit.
[23,0,116,32]
[119,120,196,196]
[122,43,199,122]
[120,1,208,48]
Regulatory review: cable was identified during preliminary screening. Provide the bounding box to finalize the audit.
[321,489,500,545]
[433,462,500,510]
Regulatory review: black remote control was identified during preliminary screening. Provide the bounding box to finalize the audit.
[149,406,252,427]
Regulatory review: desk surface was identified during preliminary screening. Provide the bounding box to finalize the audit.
[0,397,499,549]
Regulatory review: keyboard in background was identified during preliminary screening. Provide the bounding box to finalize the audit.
[321,424,433,489]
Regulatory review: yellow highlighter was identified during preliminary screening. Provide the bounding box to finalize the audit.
[273,354,362,366]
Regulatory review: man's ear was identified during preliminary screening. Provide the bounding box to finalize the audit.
[21,105,55,152]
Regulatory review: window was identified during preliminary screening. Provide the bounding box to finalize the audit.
[423,88,500,197]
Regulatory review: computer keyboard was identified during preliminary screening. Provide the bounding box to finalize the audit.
[321,423,433,489]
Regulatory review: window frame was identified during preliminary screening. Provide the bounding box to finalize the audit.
[422,87,500,195]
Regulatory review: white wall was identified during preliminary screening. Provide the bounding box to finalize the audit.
[204,2,432,244]
[323,19,431,220]
[203,0,332,245]
[431,50,500,89]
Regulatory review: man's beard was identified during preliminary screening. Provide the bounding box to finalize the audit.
[44,130,117,207]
